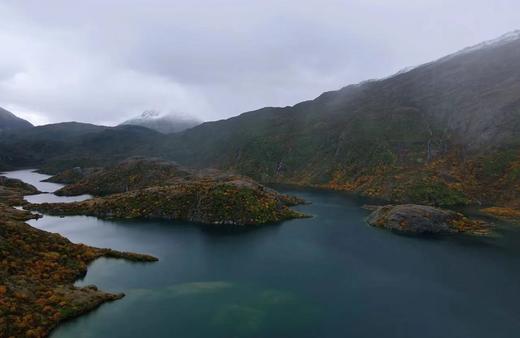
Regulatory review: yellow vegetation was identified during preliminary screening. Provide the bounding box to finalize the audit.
[481,207,520,220]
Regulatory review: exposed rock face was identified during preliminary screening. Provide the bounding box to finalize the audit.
[0,176,157,337]
[367,204,489,235]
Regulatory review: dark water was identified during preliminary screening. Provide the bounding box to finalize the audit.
[4,170,520,338]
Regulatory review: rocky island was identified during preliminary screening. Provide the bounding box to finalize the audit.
[0,176,157,338]
[366,204,490,235]
[32,158,306,226]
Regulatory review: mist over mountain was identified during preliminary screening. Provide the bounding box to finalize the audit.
[149,30,520,206]
[166,30,520,164]
[1,30,520,206]
[120,111,202,134]
[0,107,33,132]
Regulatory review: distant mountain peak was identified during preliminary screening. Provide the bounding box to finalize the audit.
[120,111,202,134]
[442,29,520,62]
[139,110,161,119]
[382,29,520,81]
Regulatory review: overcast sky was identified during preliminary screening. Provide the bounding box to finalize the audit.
[0,0,519,126]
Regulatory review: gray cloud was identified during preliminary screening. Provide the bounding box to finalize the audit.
[1,0,519,125]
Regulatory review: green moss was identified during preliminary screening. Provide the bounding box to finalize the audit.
[406,180,469,207]
[507,167,520,182]
[58,307,75,318]
[481,150,517,178]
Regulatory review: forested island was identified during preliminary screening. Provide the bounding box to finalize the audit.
[31,158,306,226]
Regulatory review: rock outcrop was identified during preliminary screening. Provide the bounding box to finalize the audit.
[367,204,489,235]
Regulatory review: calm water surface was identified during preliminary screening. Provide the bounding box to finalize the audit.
[2,169,91,203]
[4,170,520,338]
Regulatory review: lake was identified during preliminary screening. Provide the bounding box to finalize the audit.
[4,169,520,338]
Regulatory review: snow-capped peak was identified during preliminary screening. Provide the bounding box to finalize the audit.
[140,110,161,119]
[388,29,520,77]
[449,29,520,58]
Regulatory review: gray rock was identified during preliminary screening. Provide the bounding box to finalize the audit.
[367,204,466,234]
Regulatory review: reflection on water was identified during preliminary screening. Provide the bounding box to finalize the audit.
[24,193,92,203]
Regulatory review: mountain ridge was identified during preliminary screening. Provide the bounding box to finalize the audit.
[0,107,33,131]
[120,111,202,134]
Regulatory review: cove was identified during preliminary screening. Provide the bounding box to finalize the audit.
[4,170,520,338]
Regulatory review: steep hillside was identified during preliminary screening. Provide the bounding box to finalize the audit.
[0,123,162,171]
[158,30,520,207]
[167,31,520,166]
[0,107,33,131]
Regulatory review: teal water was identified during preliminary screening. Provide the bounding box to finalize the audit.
[5,170,520,338]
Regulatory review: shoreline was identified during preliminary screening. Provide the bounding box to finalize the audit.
[0,175,158,338]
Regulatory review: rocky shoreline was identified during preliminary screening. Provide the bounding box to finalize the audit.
[0,176,157,338]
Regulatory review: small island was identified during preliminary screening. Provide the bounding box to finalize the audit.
[32,158,307,226]
[366,204,490,235]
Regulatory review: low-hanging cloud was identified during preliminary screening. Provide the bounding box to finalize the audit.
[1,0,519,125]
